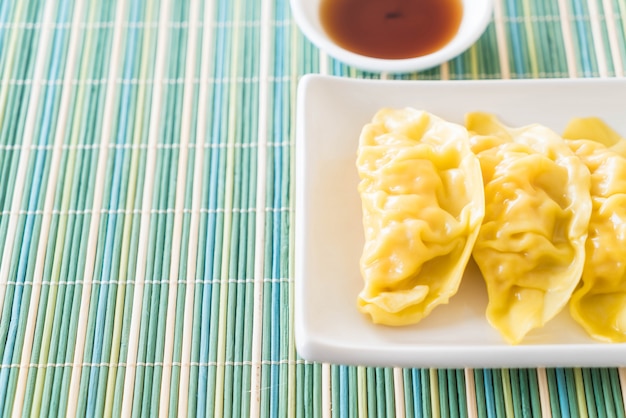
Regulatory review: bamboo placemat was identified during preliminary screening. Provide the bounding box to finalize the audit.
[0,0,625,416]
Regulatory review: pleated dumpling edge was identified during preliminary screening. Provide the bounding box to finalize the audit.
[356,108,485,326]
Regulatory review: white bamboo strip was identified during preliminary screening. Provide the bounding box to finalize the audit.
[394,368,406,418]
[494,0,511,78]
[557,0,578,77]
[536,367,552,418]
[119,0,172,413]
[587,0,609,77]
[176,0,216,415]
[465,369,478,418]
[0,0,56,329]
[249,0,272,415]
[157,0,200,414]
[11,0,86,414]
[65,0,129,415]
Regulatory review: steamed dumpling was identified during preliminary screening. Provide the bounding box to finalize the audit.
[466,113,591,344]
[356,108,484,326]
[567,139,626,342]
[563,117,626,157]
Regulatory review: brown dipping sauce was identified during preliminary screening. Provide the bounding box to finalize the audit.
[320,0,463,60]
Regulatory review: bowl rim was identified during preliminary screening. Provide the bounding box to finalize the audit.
[289,0,495,73]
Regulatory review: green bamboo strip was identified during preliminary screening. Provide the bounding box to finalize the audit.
[0,0,55,347]
[600,0,623,75]
[138,10,187,406]
[546,369,560,416]
[557,0,579,76]
[116,0,172,412]
[403,369,413,418]
[288,10,299,418]
[176,0,215,415]
[582,368,598,418]
[589,0,610,75]
[501,370,515,417]
[139,3,187,416]
[249,0,273,415]
[75,0,123,414]
[590,368,607,417]
[313,363,322,418]
[206,0,236,414]
[493,369,507,417]
[573,369,589,418]
[428,369,439,418]
[524,369,540,418]
[240,4,260,417]
[533,0,566,77]
[111,5,158,417]
[608,369,625,417]
[83,2,127,414]
[2,0,62,412]
[4,156,51,415]
[331,366,339,418]
[227,40,251,417]
[616,0,626,75]
[599,368,616,417]
[522,0,540,76]
[46,4,105,410]
[419,369,430,417]
[565,368,580,417]
[17,0,85,413]
[179,47,219,416]
[573,0,601,76]
[104,2,152,415]
[437,369,449,418]
[474,369,487,418]
[0,0,26,137]
[366,367,376,416]
[157,0,198,408]
[447,369,460,418]
[493,0,512,78]
[455,370,467,418]
[166,8,204,418]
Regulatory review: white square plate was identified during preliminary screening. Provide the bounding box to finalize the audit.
[295,74,626,368]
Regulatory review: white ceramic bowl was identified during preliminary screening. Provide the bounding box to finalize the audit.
[290,0,494,73]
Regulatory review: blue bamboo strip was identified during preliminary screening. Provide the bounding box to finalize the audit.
[20,0,77,412]
[556,368,572,418]
[412,369,422,418]
[0,3,66,415]
[0,0,42,367]
[564,368,580,418]
[483,369,496,417]
[570,0,596,76]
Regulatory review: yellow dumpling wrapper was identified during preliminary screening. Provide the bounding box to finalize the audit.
[567,139,626,342]
[466,113,591,344]
[356,108,485,326]
[563,117,626,157]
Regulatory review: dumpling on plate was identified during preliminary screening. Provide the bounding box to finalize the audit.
[356,108,484,326]
[563,117,626,157]
[466,113,592,344]
[567,139,626,342]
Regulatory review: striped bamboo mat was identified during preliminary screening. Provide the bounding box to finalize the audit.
[0,0,625,416]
